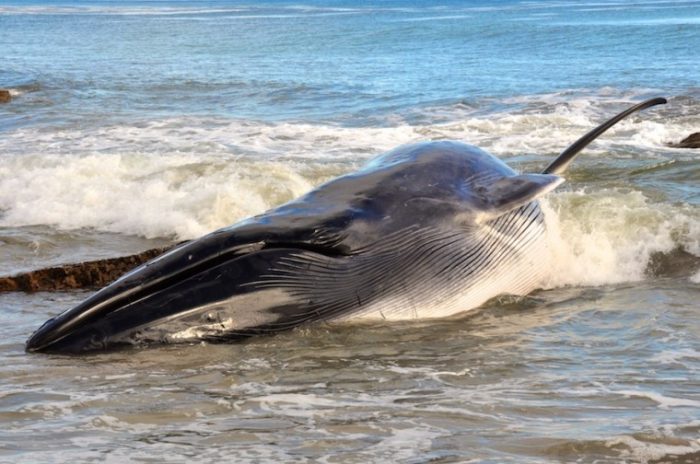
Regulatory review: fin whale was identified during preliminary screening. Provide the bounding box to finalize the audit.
[26,98,666,353]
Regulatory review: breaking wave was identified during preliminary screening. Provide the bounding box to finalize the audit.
[542,190,700,287]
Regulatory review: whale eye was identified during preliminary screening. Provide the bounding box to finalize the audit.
[205,312,218,323]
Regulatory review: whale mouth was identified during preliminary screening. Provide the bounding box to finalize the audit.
[25,238,345,354]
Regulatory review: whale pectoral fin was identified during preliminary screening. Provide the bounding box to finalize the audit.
[476,173,563,221]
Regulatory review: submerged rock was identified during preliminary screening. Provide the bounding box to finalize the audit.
[668,132,700,149]
[0,245,178,292]
[645,247,700,279]
[0,89,11,103]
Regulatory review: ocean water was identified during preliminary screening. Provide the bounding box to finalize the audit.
[1,1,700,462]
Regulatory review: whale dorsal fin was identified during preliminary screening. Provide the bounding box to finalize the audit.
[475,173,563,221]
[543,97,667,175]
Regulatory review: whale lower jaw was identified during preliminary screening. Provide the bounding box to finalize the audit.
[117,219,547,346]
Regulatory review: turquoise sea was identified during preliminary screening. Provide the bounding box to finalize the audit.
[1,1,699,462]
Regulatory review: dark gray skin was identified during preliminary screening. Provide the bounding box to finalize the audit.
[25,98,666,353]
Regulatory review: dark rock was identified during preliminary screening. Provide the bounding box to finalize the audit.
[0,89,11,103]
[645,246,700,278]
[668,132,700,149]
[0,245,178,293]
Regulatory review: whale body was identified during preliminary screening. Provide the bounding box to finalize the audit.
[26,98,666,353]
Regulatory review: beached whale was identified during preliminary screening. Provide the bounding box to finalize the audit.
[26,98,666,353]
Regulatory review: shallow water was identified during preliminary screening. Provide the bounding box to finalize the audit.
[2,283,700,463]
[1,0,700,462]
